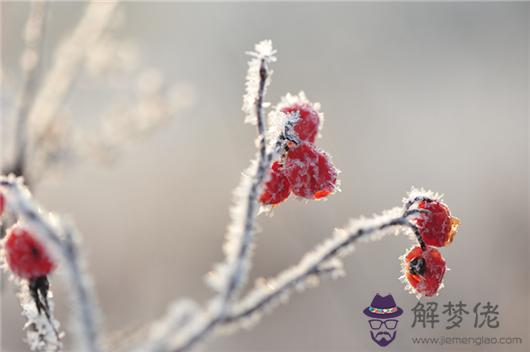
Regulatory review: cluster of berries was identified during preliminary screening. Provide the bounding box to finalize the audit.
[402,200,460,297]
[0,192,56,314]
[260,100,338,205]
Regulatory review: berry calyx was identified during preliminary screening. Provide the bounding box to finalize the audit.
[403,246,446,297]
[414,200,460,247]
[260,161,291,205]
[284,142,337,199]
[281,103,320,143]
[4,226,56,279]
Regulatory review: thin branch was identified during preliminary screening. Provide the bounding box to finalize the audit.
[9,0,48,183]
[222,57,269,305]
[0,176,102,352]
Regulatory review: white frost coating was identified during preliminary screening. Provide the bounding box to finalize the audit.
[242,40,276,125]
[265,108,297,156]
[355,207,405,243]
[18,284,64,352]
[273,91,325,137]
[205,157,258,294]
[0,175,102,352]
[403,187,443,207]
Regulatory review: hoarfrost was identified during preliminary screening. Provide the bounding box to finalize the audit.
[18,284,63,352]
[242,40,276,125]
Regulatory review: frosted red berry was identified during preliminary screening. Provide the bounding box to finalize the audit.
[284,142,337,199]
[281,103,320,143]
[260,161,291,205]
[403,246,446,297]
[0,192,5,217]
[4,226,55,279]
[415,200,460,247]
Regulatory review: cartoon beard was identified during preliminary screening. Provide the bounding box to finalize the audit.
[370,330,397,347]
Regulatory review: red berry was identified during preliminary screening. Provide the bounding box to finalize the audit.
[403,246,446,297]
[415,200,460,247]
[4,226,55,279]
[284,142,337,199]
[0,192,5,217]
[281,103,320,143]
[260,161,291,205]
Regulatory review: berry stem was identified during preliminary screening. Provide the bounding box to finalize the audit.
[403,202,432,251]
[406,219,427,251]
[29,276,62,343]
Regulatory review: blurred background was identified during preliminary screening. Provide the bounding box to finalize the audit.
[1,1,528,351]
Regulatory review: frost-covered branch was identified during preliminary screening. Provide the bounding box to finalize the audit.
[221,190,438,329]
[218,40,275,304]
[134,40,280,352]
[0,176,102,352]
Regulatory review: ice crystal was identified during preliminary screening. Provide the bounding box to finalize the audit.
[18,284,63,352]
[242,40,276,125]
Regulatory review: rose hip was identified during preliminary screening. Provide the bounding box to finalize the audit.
[415,200,460,247]
[403,246,446,297]
[284,142,337,199]
[4,226,56,279]
[281,103,320,143]
[260,161,291,205]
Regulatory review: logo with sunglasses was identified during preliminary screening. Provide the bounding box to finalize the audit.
[363,293,403,347]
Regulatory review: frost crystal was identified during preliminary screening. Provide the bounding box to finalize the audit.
[18,284,63,352]
[403,187,443,208]
[242,40,276,125]
[273,92,324,136]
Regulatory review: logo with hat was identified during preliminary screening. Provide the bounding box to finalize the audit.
[363,293,403,347]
